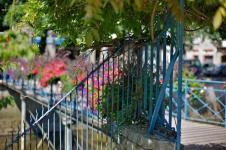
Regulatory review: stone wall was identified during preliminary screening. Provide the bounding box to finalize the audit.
[119,125,176,150]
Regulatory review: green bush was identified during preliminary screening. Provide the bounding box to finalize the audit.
[0,96,15,110]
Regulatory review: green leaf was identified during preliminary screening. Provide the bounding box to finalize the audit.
[85,31,93,47]
[135,0,142,11]
[91,28,100,41]
[213,8,223,30]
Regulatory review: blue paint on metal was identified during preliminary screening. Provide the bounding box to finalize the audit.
[59,103,62,150]
[225,97,226,128]
[86,71,89,150]
[53,99,56,149]
[144,45,148,110]
[169,16,174,127]
[35,110,38,150]
[184,80,189,120]
[149,44,154,122]
[41,106,44,150]
[65,97,68,150]
[149,48,179,133]
[47,103,50,150]
[155,17,160,113]
[29,115,32,150]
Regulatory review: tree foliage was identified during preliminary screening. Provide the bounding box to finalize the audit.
[4,0,226,47]
[0,30,39,62]
[0,0,13,31]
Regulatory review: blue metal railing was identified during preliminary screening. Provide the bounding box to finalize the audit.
[183,79,226,127]
[166,79,226,128]
[0,7,184,150]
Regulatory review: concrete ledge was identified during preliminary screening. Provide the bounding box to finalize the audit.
[120,125,176,150]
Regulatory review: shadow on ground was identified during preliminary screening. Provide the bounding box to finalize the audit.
[185,143,226,150]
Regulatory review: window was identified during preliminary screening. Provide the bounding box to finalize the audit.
[221,55,226,63]
[204,55,213,63]
[194,55,198,59]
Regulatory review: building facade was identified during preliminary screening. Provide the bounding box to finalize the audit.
[185,37,226,65]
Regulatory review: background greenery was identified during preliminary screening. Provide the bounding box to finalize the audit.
[1,0,225,48]
[0,30,39,62]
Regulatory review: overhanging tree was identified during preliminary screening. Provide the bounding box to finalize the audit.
[4,0,226,47]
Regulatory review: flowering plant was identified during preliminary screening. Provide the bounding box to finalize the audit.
[39,58,67,87]
[6,57,29,79]
[77,60,122,115]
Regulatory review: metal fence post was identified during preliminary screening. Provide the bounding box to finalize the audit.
[224,95,226,128]
[184,80,188,120]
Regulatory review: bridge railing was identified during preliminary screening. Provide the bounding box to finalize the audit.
[183,79,226,127]
[167,79,226,128]
[1,8,184,150]
[1,71,62,103]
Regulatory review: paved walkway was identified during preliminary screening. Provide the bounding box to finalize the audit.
[182,120,226,150]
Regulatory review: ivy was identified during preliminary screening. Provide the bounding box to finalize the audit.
[0,96,15,110]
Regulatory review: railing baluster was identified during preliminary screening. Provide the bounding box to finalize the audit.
[47,103,50,150]
[110,56,115,149]
[35,110,38,150]
[224,95,226,128]
[97,64,100,150]
[121,52,125,125]
[132,55,137,120]
[86,72,89,150]
[17,126,19,150]
[65,97,68,150]
[162,28,167,122]
[11,130,14,150]
[33,75,36,95]
[81,87,84,149]
[75,88,79,150]
[53,98,56,150]
[116,55,120,145]
[41,106,44,150]
[138,47,143,116]
[169,17,174,127]
[101,54,105,150]
[91,67,94,150]
[4,137,8,150]
[70,93,73,149]
[106,52,110,149]
[144,45,148,111]
[149,44,154,123]
[29,115,32,150]
[156,17,160,123]
[24,121,26,150]
[176,1,184,149]
[184,80,189,120]
[59,102,62,150]
[126,46,131,119]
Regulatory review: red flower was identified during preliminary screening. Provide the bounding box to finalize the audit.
[32,68,38,75]
[39,59,67,87]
